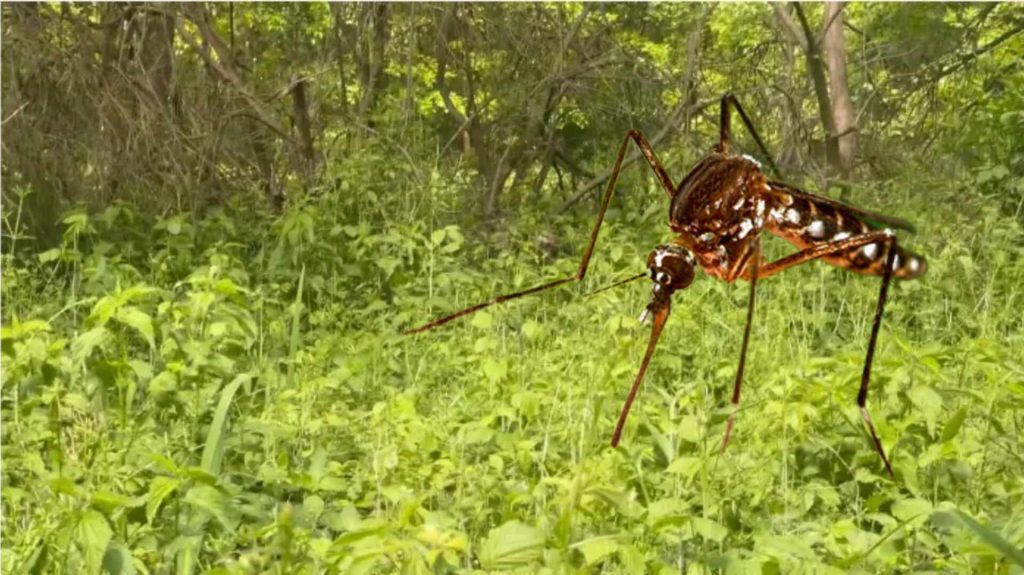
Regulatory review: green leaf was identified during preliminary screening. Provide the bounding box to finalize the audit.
[478,520,545,570]
[90,491,145,516]
[301,495,325,527]
[38,248,62,263]
[183,485,239,531]
[376,256,400,276]
[907,385,943,432]
[891,498,933,524]
[201,374,249,476]
[677,415,702,443]
[115,306,155,348]
[665,457,702,480]
[940,407,968,443]
[72,326,109,362]
[647,498,689,531]
[690,517,728,543]
[756,534,817,560]
[470,311,493,329]
[937,509,1024,567]
[165,218,182,235]
[482,358,508,383]
[907,385,942,417]
[102,543,136,575]
[462,422,494,445]
[75,509,112,575]
[2,318,51,340]
[147,476,181,524]
[572,536,620,566]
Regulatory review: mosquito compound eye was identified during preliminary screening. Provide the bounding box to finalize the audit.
[646,244,696,292]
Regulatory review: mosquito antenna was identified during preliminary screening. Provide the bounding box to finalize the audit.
[585,272,646,299]
[611,300,671,447]
[404,130,678,337]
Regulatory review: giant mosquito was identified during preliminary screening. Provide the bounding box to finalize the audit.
[405,94,926,477]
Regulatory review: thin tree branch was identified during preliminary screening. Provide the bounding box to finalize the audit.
[933,20,1024,80]
[2,101,29,126]
[773,4,807,50]
[176,9,293,143]
[557,97,718,213]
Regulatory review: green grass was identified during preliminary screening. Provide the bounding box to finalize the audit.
[2,169,1023,574]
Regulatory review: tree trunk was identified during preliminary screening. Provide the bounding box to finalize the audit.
[823,2,857,178]
[793,3,840,176]
[356,3,390,122]
[139,11,175,108]
[331,4,353,115]
[291,77,316,186]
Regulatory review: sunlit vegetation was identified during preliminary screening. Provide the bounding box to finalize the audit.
[3,3,1023,573]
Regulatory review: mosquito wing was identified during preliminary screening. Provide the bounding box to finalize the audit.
[768,181,916,233]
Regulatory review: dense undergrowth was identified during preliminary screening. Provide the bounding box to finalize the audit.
[3,147,1023,574]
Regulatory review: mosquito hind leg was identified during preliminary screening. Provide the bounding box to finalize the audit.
[857,235,898,477]
[755,229,899,477]
[718,94,781,178]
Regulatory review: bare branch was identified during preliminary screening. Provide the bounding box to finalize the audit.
[176,6,293,143]
[558,97,718,213]
[2,101,30,126]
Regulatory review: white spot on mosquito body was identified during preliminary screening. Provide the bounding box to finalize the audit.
[909,257,921,274]
[741,154,762,168]
[769,205,784,223]
[807,220,826,239]
[834,231,851,241]
[785,208,802,225]
[737,218,754,239]
[756,199,766,217]
[733,198,745,210]
[861,243,879,259]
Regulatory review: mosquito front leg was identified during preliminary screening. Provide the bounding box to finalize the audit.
[403,129,676,335]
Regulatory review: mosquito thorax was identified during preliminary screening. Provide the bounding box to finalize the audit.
[646,244,696,296]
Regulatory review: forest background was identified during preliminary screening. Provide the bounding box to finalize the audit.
[2,3,1024,573]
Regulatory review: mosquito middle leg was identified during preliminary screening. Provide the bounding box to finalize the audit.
[720,237,761,454]
[403,129,675,335]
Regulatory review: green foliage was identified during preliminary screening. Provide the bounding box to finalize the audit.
[4,155,1024,572]
[3,3,1024,574]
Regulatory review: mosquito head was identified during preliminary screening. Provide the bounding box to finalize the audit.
[641,244,696,320]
